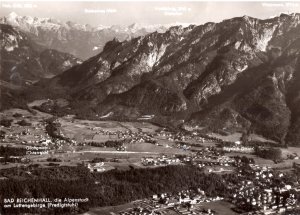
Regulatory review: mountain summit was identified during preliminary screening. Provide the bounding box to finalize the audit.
[0,24,81,84]
[43,13,300,145]
[0,13,173,59]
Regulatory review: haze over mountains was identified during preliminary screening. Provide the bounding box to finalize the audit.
[1,12,300,146]
[0,12,177,60]
[0,23,82,85]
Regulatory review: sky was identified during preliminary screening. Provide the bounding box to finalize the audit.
[1,1,300,27]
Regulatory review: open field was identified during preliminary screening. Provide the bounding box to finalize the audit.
[126,142,188,154]
[281,147,300,158]
[225,152,274,165]
[0,108,191,172]
[200,201,238,215]
[210,132,278,144]
[84,202,136,215]
[248,134,277,143]
[203,165,235,174]
[210,132,242,142]
[2,108,300,171]
[2,107,299,172]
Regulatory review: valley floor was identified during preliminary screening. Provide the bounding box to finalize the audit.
[1,106,300,215]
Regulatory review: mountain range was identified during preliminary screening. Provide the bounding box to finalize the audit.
[41,13,300,146]
[1,12,300,146]
[0,12,177,60]
[0,23,82,85]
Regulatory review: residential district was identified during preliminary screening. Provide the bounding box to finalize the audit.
[0,116,300,215]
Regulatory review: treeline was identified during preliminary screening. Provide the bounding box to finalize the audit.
[0,165,89,180]
[231,155,255,164]
[0,118,13,127]
[217,140,282,148]
[0,88,28,111]
[44,118,71,143]
[254,146,282,161]
[45,118,62,139]
[87,140,124,148]
[33,101,71,117]
[0,146,26,157]
[0,146,27,163]
[243,140,283,148]
[0,165,240,214]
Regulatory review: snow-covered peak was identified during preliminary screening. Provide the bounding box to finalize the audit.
[125,23,161,33]
[2,12,196,36]
[8,12,18,18]
[4,11,20,25]
[99,22,195,35]
[127,23,141,30]
[2,13,94,33]
[95,24,109,30]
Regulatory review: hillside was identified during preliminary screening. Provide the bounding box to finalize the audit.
[0,24,81,85]
[20,13,300,145]
[0,12,172,59]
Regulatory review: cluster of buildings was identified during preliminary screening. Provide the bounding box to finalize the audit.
[2,128,31,142]
[157,130,210,143]
[86,162,105,172]
[2,114,300,215]
[141,155,181,166]
[176,142,191,150]
[124,132,156,144]
[0,118,79,161]
[118,189,219,215]
[228,164,300,214]
[1,121,52,146]
[156,130,190,142]
[186,147,236,168]
[142,146,238,169]
[195,156,236,168]
[90,127,157,144]
[194,147,222,159]
[137,154,300,214]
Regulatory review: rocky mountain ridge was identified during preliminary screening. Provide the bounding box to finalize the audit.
[0,24,82,85]
[0,12,181,59]
[43,13,300,145]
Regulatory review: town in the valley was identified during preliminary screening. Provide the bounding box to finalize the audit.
[1,3,300,215]
[0,101,300,215]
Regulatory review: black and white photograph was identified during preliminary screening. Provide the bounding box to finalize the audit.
[0,0,300,214]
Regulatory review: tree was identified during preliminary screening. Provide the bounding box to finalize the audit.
[269,148,282,161]
[240,132,249,144]
[0,118,12,127]
[17,119,31,126]
[12,113,23,118]
[241,156,250,164]
[254,147,282,161]
[0,130,6,139]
